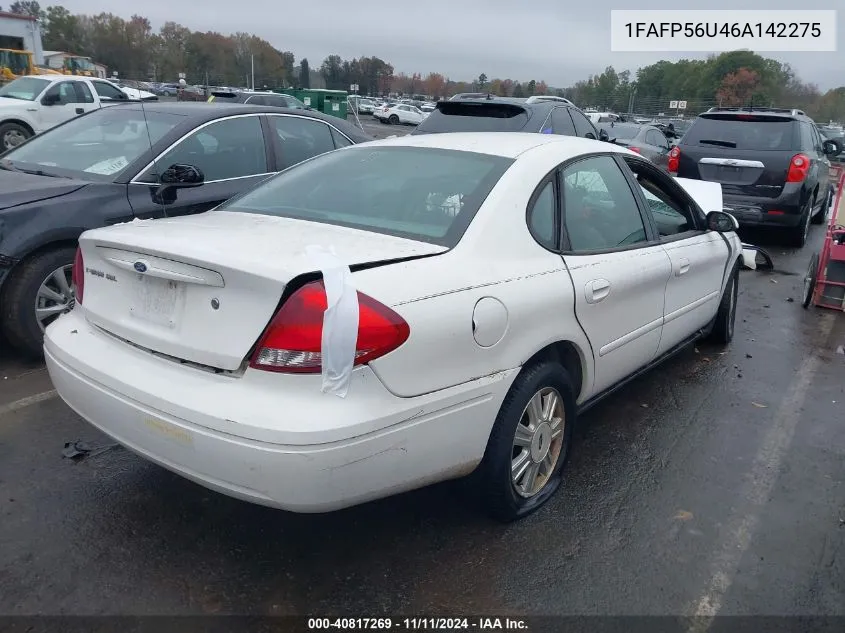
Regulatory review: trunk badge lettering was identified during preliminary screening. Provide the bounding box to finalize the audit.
[134,261,148,273]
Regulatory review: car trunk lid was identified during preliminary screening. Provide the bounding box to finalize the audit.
[77,211,447,371]
[677,114,798,198]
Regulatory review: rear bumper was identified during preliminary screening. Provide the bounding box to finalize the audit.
[44,310,515,512]
[722,185,807,227]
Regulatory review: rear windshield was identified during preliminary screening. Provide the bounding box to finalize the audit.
[603,124,641,140]
[413,102,530,134]
[218,146,513,247]
[683,116,796,150]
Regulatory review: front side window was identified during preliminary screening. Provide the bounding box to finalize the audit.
[218,146,513,247]
[139,115,268,183]
[560,155,648,252]
[92,81,127,101]
[631,168,695,237]
[43,81,81,105]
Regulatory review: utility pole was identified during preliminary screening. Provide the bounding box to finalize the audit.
[251,55,255,91]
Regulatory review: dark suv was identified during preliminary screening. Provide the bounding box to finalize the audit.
[672,107,839,247]
[411,96,609,142]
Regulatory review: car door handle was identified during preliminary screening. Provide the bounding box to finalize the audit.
[75,107,84,114]
[585,278,611,304]
[676,258,690,276]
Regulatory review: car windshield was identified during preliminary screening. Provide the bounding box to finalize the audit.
[1,106,186,181]
[0,76,49,101]
[603,124,641,140]
[684,116,796,150]
[218,146,513,246]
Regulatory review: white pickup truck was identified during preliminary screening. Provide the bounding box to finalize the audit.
[0,75,153,151]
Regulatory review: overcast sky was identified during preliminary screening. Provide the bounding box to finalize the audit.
[57,0,843,90]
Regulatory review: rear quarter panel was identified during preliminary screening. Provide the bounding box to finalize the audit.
[353,145,600,399]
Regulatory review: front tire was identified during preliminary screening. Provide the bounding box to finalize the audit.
[474,361,576,522]
[0,121,33,151]
[707,262,739,344]
[0,246,77,358]
[388,115,399,125]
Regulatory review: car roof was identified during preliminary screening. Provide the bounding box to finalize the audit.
[354,131,626,159]
[110,102,373,141]
[700,106,812,121]
[19,74,109,84]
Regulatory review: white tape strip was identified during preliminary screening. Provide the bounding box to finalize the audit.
[305,245,359,397]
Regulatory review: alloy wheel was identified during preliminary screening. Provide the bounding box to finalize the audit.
[3,129,26,150]
[511,387,565,498]
[34,264,75,332]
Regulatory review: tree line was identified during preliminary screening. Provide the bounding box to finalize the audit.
[4,1,844,120]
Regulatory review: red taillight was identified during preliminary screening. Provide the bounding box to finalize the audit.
[786,153,810,183]
[249,280,410,374]
[71,246,84,305]
[628,146,641,154]
[667,146,681,173]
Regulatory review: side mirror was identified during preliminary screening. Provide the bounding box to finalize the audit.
[160,163,204,186]
[823,140,841,156]
[706,210,740,233]
[153,163,204,205]
[41,92,60,106]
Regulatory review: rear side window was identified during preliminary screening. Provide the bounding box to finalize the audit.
[570,109,597,139]
[799,122,817,152]
[683,116,796,151]
[219,146,513,247]
[605,124,640,141]
[551,108,575,135]
[414,102,530,134]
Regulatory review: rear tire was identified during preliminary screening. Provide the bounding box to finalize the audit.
[788,201,813,248]
[707,262,739,344]
[474,361,576,522]
[0,246,77,359]
[812,187,831,225]
[802,253,819,309]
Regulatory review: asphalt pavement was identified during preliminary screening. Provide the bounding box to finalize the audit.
[1,187,844,622]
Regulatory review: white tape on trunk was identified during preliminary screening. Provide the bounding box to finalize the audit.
[305,245,359,397]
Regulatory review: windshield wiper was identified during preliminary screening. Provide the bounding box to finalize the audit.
[0,95,26,101]
[699,139,737,148]
[10,165,67,178]
[0,160,22,173]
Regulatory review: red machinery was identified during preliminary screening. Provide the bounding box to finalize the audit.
[803,170,845,311]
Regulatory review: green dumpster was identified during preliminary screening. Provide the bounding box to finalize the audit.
[278,89,348,119]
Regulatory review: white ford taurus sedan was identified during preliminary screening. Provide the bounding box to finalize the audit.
[44,132,742,522]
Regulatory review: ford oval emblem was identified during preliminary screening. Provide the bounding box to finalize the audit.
[134,261,147,273]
